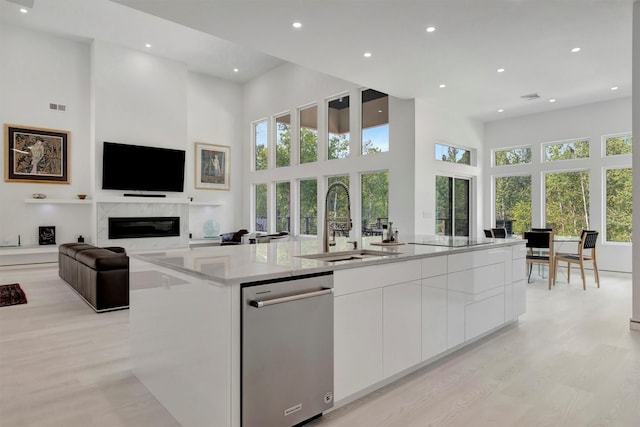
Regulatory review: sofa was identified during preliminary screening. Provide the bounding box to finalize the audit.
[58,243,129,312]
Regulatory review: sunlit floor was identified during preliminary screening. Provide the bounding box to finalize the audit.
[1,265,638,426]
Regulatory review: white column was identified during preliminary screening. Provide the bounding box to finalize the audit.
[631,0,640,330]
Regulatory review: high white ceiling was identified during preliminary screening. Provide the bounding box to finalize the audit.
[2,0,634,123]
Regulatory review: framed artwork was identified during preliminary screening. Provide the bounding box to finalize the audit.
[195,142,230,190]
[5,124,70,184]
[38,226,56,246]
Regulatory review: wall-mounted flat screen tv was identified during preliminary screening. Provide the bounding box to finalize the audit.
[102,142,186,192]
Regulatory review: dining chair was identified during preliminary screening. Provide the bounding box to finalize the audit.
[484,229,494,238]
[553,230,600,290]
[524,230,554,290]
[491,228,507,238]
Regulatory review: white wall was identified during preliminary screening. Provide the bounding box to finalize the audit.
[413,99,485,237]
[0,23,92,246]
[484,97,632,272]
[241,63,415,241]
[187,71,243,237]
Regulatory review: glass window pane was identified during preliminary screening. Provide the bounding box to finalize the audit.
[328,95,350,159]
[495,175,532,235]
[361,89,389,155]
[254,120,267,171]
[606,168,632,242]
[435,143,470,165]
[543,139,589,161]
[494,147,532,166]
[299,179,317,235]
[435,176,451,235]
[545,171,590,235]
[275,114,291,167]
[361,171,388,240]
[605,134,632,156]
[435,176,470,236]
[299,105,318,164]
[255,183,267,232]
[275,181,290,232]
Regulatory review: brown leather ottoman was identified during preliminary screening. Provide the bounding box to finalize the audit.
[75,248,129,312]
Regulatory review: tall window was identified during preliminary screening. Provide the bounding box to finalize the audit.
[435,176,470,236]
[544,171,590,235]
[361,89,389,155]
[435,143,471,165]
[328,95,350,159]
[254,120,268,171]
[605,134,632,156]
[605,168,632,243]
[275,114,291,168]
[299,105,318,164]
[299,178,317,235]
[255,183,268,231]
[494,175,531,235]
[494,146,532,166]
[361,171,389,239]
[275,181,290,232]
[543,139,589,162]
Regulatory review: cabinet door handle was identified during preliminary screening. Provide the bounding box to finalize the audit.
[249,288,333,308]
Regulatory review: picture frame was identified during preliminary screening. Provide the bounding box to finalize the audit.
[38,226,56,246]
[195,142,230,190]
[5,124,70,184]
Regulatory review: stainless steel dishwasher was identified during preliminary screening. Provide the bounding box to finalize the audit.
[242,272,334,427]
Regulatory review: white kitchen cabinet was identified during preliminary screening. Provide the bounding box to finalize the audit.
[333,288,383,401]
[383,281,422,377]
[421,276,447,361]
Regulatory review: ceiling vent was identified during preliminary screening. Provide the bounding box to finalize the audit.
[520,93,540,101]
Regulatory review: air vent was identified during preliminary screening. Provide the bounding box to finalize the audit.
[520,93,540,101]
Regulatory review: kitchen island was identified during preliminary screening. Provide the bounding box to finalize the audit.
[130,237,527,427]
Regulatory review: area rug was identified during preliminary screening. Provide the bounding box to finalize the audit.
[0,283,28,307]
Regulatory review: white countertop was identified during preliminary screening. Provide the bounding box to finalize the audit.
[132,236,525,286]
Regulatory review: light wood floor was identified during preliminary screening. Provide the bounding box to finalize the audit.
[1,265,639,426]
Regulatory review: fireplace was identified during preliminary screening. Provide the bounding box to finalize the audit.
[108,217,180,239]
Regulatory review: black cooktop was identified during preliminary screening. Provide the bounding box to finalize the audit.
[409,238,492,247]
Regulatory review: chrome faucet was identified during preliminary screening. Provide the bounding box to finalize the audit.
[323,181,352,252]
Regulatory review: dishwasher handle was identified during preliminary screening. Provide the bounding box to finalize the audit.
[249,288,334,308]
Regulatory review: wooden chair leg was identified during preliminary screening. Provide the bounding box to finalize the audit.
[593,259,600,288]
[553,257,557,287]
[548,261,552,290]
[567,261,571,283]
[579,260,586,290]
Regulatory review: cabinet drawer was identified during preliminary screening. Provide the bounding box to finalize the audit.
[448,248,509,273]
[421,256,448,279]
[512,259,528,282]
[465,293,505,340]
[512,243,528,260]
[334,260,421,296]
[448,263,505,294]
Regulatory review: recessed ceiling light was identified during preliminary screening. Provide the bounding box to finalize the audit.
[19,8,28,13]
[378,110,383,113]
[439,84,446,88]
[498,109,504,113]
[611,86,619,91]
[145,43,152,48]
[549,99,556,103]
[571,47,581,53]
[292,22,302,29]
[426,26,436,33]
[233,68,239,73]
[363,52,372,58]
[497,68,505,73]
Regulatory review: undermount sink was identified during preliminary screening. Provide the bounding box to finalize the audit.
[296,249,401,263]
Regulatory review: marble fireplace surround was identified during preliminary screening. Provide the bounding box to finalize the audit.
[97,200,189,251]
